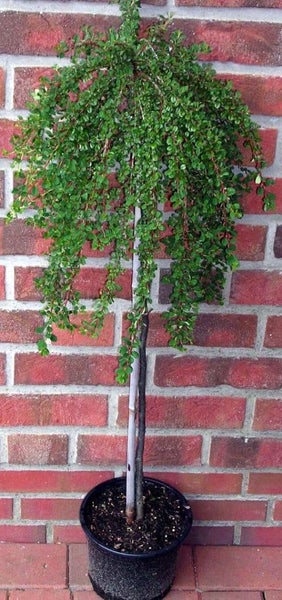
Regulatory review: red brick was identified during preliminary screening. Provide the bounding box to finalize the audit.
[14,266,131,301]
[235,224,266,260]
[0,13,119,56]
[218,74,282,117]
[150,471,243,495]
[201,593,262,600]
[14,67,54,109]
[118,395,246,429]
[0,354,6,384]
[74,267,131,300]
[77,434,202,466]
[0,498,13,519]
[0,311,42,343]
[273,500,282,520]
[191,499,266,522]
[21,497,81,520]
[241,179,282,214]
[0,119,20,157]
[253,398,282,431]
[68,543,92,590]
[0,543,67,588]
[15,267,42,300]
[195,546,282,590]
[172,545,197,590]
[210,436,282,468]
[248,473,282,495]
[10,592,70,600]
[0,266,5,299]
[8,434,68,465]
[0,172,4,207]
[0,470,113,493]
[14,353,119,386]
[265,593,282,600]
[193,313,257,347]
[0,220,49,255]
[154,356,282,389]
[52,313,115,347]
[72,593,100,600]
[177,0,280,5]
[0,69,4,108]
[0,525,45,543]
[241,527,282,546]
[53,525,85,544]
[264,316,282,348]
[174,20,282,66]
[0,393,108,427]
[230,270,282,305]
[188,525,234,546]
[274,224,282,258]
[238,128,277,167]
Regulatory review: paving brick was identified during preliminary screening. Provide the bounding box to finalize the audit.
[9,591,70,599]
[201,593,262,599]
[0,544,67,588]
[171,546,195,590]
[264,593,282,600]
[69,544,91,590]
[72,593,102,600]
[0,594,6,600]
[196,547,282,591]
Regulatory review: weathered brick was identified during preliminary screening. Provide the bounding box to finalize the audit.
[141,312,257,348]
[0,543,67,588]
[74,267,131,300]
[0,69,4,109]
[77,434,202,466]
[0,311,42,343]
[15,353,119,386]
[173,20,282,66]
[177,0,280,6]
[0,220,49,255]
[273,500,282,521]
[0,172,4,208]
[218,74,282,117]
[241,178,282,214]
[118,395,246,429]
[0,470,113,493]
[10,592,71,600]
[191,499,267,522]
[21,498,81,520]
[230,270,282,305]
[0,525,46,543]
[8,434,68,465]
[273,224,282,258]
[15,267,42,301]
[253,398,282,431]
[154,356,282,389]
[265,316,282,348]
[52,313,115,347]
[235,224,266,261]
[0,498,13,519]
[0,355,6,385]
[149,471,243,495]
[14,67,54,109]
[248,473,282,495]
[193,313,257,347]
[188,525,234,546]
[0,119,20,158]
[0,13,120,56]
[210,436,282,468]
[53,525,85,544]
[0,394,108,427]
[241,526,282,546]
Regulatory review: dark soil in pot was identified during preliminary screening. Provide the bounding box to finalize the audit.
[80,476,193,600]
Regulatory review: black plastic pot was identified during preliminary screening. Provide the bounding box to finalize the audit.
[79,476,193,600]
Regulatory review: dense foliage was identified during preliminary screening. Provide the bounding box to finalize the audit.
[8,0,274,384]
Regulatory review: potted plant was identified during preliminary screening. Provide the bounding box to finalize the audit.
[8,0,274,598]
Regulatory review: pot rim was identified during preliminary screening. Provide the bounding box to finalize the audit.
[79,475,193,559]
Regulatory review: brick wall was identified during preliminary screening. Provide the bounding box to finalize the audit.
[0,0,281,546]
